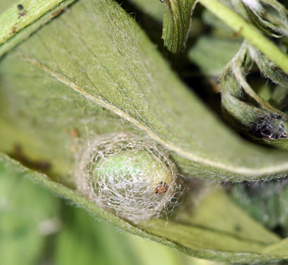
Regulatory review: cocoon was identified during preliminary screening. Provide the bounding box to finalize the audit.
[75,134,179,223]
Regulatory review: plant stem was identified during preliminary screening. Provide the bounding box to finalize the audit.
[199,0,288,74]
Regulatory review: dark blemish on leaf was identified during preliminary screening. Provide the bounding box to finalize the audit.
[18,10,27,18]
[233,26,243,38]
[249,114,287,140]
[12,27,17,33]
[17,4,24,10]
[234,225,241,232]
[155,181,168,194]
[10,145,51,173]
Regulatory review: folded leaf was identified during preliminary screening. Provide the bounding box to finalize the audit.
[162,0,197,53]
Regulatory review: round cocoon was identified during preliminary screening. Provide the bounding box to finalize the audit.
[76,134,179,223]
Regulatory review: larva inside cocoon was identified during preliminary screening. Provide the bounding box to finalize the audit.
[75,134,179,223]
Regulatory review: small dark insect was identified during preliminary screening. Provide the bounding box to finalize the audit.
[249,114,287,140]
[17,4,24,10]
[18,10,27,17]
[155,181,168,194]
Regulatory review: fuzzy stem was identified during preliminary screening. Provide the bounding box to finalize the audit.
[199,0,288,74]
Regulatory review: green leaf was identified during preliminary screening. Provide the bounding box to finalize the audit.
[2,153,287,263]
[0,0,76,58]
[162,0,197,53]
[140,187,284,263]
[261,238,288,257]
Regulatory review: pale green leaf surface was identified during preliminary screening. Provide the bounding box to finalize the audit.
[141,188,287,263]
[56,205,210,265]
[0,152,60,265]
[0,0,76,57]
[3,0,288,180]
[162,0,197,53]
[173,188,280,245]
[261,238,288,257]
[1,153,287,263]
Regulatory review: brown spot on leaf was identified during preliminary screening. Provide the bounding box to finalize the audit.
[70,128,79,138]
[233,26,243,38]
[10,145,51,172]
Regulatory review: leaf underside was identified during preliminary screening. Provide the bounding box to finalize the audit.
[1,0,288,181]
